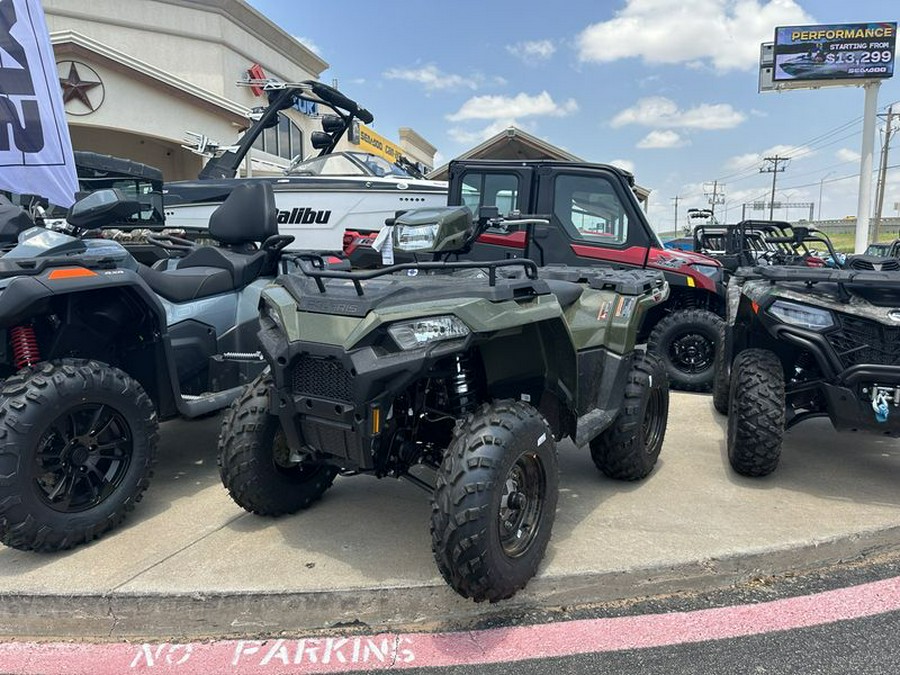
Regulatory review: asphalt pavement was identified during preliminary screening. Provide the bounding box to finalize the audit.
[1,392,900,640]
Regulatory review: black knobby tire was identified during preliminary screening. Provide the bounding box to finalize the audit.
[727,349,785,477]
[647,309,723,392]
[218,374,337,516]
[0,359,158,552]
[712,321,730,415]
[590,352,669,481]
[431,400,558,602]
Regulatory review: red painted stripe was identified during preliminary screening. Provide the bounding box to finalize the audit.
[2,576,899,674]
[477,231,527,249]
[570,244,648,265]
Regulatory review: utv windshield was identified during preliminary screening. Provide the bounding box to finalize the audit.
[286,152,413,178]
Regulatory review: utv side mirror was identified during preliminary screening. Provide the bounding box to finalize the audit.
[392,206,473,253]
[67,189,142,230]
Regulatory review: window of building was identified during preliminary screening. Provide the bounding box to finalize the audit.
[253,113,304,161]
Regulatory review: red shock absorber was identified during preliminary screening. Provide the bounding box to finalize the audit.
[10,325,40,369]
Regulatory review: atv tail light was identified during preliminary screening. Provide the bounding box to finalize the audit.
[388,315,470,350]
[768,300,834,331]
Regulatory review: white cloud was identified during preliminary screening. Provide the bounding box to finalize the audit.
[447,91,578,122]
[384,64,475,91]
[576,0,813,73]
[836,148,861,163]
[609,158,635,174]
[637,130,687,149]
[506,40,556,64]
[724,144,815,172]
[293,36,321,56]
[611,97,745,130]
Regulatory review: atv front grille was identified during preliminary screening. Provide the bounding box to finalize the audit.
[291,355,353,402]
[827,315,900,369]
[848,257,900,272]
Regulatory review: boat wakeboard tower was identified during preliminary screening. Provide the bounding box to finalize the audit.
[191,79,376,180]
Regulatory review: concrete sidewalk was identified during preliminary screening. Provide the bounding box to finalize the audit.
[1,393,900,640]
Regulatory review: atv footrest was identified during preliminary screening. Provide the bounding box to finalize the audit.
[574,408,617,447]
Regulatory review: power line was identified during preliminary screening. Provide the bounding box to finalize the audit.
[711,115,864,183]
[760,156,789,220]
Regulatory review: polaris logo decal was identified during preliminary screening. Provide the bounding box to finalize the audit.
[277,208,331,225]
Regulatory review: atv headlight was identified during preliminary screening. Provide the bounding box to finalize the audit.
[394,222,440,251]
[691,264,721,278]
[388,315,470,350]
[768,300,833,331]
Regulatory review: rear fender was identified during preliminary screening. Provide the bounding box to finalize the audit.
[0,270,181,419]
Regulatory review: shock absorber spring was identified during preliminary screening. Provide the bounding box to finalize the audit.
[451,353,476,415]
[10,325,40,369]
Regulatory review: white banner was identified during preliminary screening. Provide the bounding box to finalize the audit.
[0,0,77,207]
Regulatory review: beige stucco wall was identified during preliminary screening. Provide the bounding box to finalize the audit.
[40,0,436,179]
[42,0,327,179]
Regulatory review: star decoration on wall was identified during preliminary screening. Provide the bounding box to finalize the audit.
[59,62,103,112]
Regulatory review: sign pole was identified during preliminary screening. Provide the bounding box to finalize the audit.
[855,80,880,253]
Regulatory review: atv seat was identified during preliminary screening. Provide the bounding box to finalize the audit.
[137,265,234,302]
[139,182,280,302]
[544,279,583,309]
[174,182,279,287]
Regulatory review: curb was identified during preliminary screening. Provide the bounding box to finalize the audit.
[4,524,900,641]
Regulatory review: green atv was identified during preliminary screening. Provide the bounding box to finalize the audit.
[218,207,670,601]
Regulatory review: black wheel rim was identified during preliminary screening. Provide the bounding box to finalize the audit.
[498,452,546,558]
[642,387,665,454]
[669,332,715,374]
[33,403,133,513]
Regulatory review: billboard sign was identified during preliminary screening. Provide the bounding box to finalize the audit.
[773,22,896,82]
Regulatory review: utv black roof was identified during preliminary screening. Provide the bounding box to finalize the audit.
[447,159,636,187]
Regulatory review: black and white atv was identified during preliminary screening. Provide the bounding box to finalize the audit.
[0,182,293,551]
[714,226,900,476]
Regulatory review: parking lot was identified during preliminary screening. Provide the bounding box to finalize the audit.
[1,392,900,640]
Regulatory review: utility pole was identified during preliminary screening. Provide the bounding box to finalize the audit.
[871,104,896,242]
[671,195,680,233]
[760,156,788,220]
[703,181,724,220]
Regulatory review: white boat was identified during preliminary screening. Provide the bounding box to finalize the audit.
[162,80,446,251]
[163,151,446,251]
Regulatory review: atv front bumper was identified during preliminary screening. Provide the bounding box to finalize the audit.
[261,329,469,473]
[740,318,900,436]
[807,370,900,436]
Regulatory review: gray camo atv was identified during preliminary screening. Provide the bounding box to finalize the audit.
[218,206,671,601]
[714,226,900,476]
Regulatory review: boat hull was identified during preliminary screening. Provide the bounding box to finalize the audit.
[163,176,447,251]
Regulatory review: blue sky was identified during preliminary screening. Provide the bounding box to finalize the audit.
[248,0,900,233]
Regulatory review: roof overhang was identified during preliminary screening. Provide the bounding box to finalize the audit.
[429,126,650,203]
[51,30,250,127]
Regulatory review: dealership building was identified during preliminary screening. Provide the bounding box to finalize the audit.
[42,0,436,180]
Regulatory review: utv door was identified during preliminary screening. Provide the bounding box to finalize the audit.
[450,165,534,262]
[529,166,651,269]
